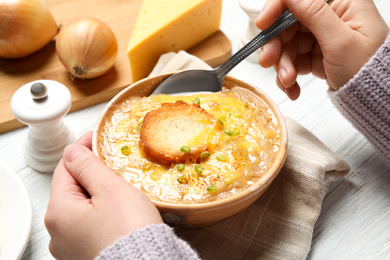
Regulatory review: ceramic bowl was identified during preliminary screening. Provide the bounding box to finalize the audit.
[92,72,287,228]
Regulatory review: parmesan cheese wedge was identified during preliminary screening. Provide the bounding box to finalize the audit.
[127,0,223,82]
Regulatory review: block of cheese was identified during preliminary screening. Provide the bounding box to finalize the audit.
[127,0,223,83]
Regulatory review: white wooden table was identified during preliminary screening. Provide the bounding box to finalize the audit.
[1,0,389,259]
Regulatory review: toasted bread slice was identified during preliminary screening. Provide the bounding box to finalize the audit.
[140,100,217,165]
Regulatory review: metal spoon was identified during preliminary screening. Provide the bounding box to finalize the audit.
[153,0,330,94]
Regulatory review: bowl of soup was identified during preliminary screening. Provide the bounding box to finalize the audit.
[93,72,287,228]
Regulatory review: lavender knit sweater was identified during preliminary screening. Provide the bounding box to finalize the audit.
[95,223,200,260]
[329,34,390,166]
[95,35,390,260]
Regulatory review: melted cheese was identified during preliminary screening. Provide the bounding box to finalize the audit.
[127,0,222,82]
[99,91,280,203]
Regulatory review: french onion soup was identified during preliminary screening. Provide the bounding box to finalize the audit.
[96,87,281,203]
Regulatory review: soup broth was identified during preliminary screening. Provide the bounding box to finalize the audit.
[97,87,281,203]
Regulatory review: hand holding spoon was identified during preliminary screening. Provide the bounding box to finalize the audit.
[153,0,331,94]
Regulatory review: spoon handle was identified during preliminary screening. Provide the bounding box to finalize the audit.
[215,0,331,78]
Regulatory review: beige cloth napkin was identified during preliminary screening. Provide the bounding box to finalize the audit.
[149,51,351,260]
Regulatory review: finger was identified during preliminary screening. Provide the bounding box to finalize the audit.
[275,74,301,100]
[75,131,93,150]
[258,26,299,69]
[291,40,326,79]
[277,40,298,88]
[285,0,347,47]
[256,0,286,30]
[308,41,326,79]
[275,76,300,100]
[275,71,285,93]
[296,32,316,55]
[258,10,300,46]
[50,158,89,199]
[258,37,282,68]
[256,0,304,70]
[62,143,126,198]
[285,83,301,100]
[48,240,60,260]
[49,131,94,199]
[294,54,312,76]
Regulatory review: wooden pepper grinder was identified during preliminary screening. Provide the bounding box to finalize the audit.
[11,80,75,172]
[238,0,266,63]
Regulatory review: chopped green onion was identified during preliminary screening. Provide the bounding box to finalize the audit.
[120,145,131,156]
[233,113,242,118]
[180,146,191,153]
[217,117,224,126]
[223,129,233,136]
[138,118,143,125]
[177,174,188,184]
[177,164,185,171]
[216,154,227,162]
[192,97,200,105]
[232,128,240,135]
[195,165,204,173]
[200,151,210,159]
[134,125,141,131]
[207,185,217,192]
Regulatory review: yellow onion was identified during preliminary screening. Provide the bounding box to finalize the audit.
[0,0,58,58]
[56,17,118,79]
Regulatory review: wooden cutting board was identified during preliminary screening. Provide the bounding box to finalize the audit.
[0,0,231,134]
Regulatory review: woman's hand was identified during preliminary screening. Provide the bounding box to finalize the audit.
[45,131,163,260]
[256,0,389,100]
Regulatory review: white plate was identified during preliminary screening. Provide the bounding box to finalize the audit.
[0,162,32,260]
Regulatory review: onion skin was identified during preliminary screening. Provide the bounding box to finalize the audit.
[56,17,118,79]
[0,0,58,58]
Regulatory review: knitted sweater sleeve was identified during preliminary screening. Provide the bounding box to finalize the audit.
[94,223,201,260]
[328,34,390,166]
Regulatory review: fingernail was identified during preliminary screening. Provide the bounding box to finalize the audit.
[63,144,84,163]
[279,68,287,83]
